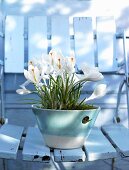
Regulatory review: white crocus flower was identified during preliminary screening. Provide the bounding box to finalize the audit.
[24,64,41,84]
[49,49,59,66]
[49,49,58,57]
[64,56,76,76]
[47,65,54,74]
[77,63,103,81]
[16,80,32,95]
[29,58,39,66]
[17,49,107,112]
[49,51,66,76]
[38,55,51,72]
[55,57,65,75]
[84,84,107,102]
[29,54,53,76]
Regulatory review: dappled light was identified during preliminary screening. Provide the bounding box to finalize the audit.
[51,36,62,47]
[95,110,114,127]
[74,17,95,68]
[1,0,129,21]
[5,16,16,53]
[47,3,71,15]
[0,134,19,144]
[117,6,129,35]
[21,0,46,5]
[97,23,115,33]
[77,45,93,57]
[98,45,114,68]
[2,0,91,15]
[105,97,116,104]
[75,32,94,56]
[30,33,48,49]
[86,140,104,147]
[96,17,117,72]
[4,0,18,4]
[6,16,16,32]
[21,5,32,13]
[20,0,46,13]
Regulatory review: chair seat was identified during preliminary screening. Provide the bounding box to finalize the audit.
[1,123,129,162]
[0,124,24,159]
[102,123,129,157]
[23,126,117,162]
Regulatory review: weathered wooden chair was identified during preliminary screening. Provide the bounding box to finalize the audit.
[0,15,129,170]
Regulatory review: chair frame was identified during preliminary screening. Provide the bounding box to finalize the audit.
[115,31,129,127]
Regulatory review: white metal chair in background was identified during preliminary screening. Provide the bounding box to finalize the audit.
[73,16,117,71]
[73,17,95,69]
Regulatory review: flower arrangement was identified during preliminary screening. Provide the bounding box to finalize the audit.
[16,49,106,110]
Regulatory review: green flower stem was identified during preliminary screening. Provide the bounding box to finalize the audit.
[32,73,94,110]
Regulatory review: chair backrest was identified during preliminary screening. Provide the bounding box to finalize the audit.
[4,15,71,73]
[4,16,24,73]
[73,17,95,70]
[96,16,118,73]
[51,16,70,57]
[73,16,118,73]
[28,16,48,61]
[4,15,119,74]
[1,15,125,122]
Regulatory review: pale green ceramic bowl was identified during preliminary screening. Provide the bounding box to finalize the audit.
[32,105,100,149]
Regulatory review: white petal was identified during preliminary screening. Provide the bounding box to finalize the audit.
[20,80,30,88]
[34,67,41,83]
[85,84,107,102]
[86,72,104,81]
[81,63,91,73]
[28,64,34,71]
[94,84,107,96]
[45,65,53,75]
[76,74,86,81]
[16,88,31,95]
[27,71,35,83]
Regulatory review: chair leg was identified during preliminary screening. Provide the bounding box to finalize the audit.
[0,66,5,121]
[0,66,5,124]
[111,158,115,170]
[2,159,7,170]
[114,79,125,123]
[125,81,129,128]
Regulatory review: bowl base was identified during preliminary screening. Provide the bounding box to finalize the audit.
[43,134,85,149]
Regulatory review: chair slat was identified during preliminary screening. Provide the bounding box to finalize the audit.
[22,127,50,162]
[102,124,129,157]
[51,16,70,56]
[5,16,24,73]
[54,148,86,162]
[0,124,24,159]
[73,17,95,70]
[96,16,118,72]
[28,16,48,60]
[84,127,117,161]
